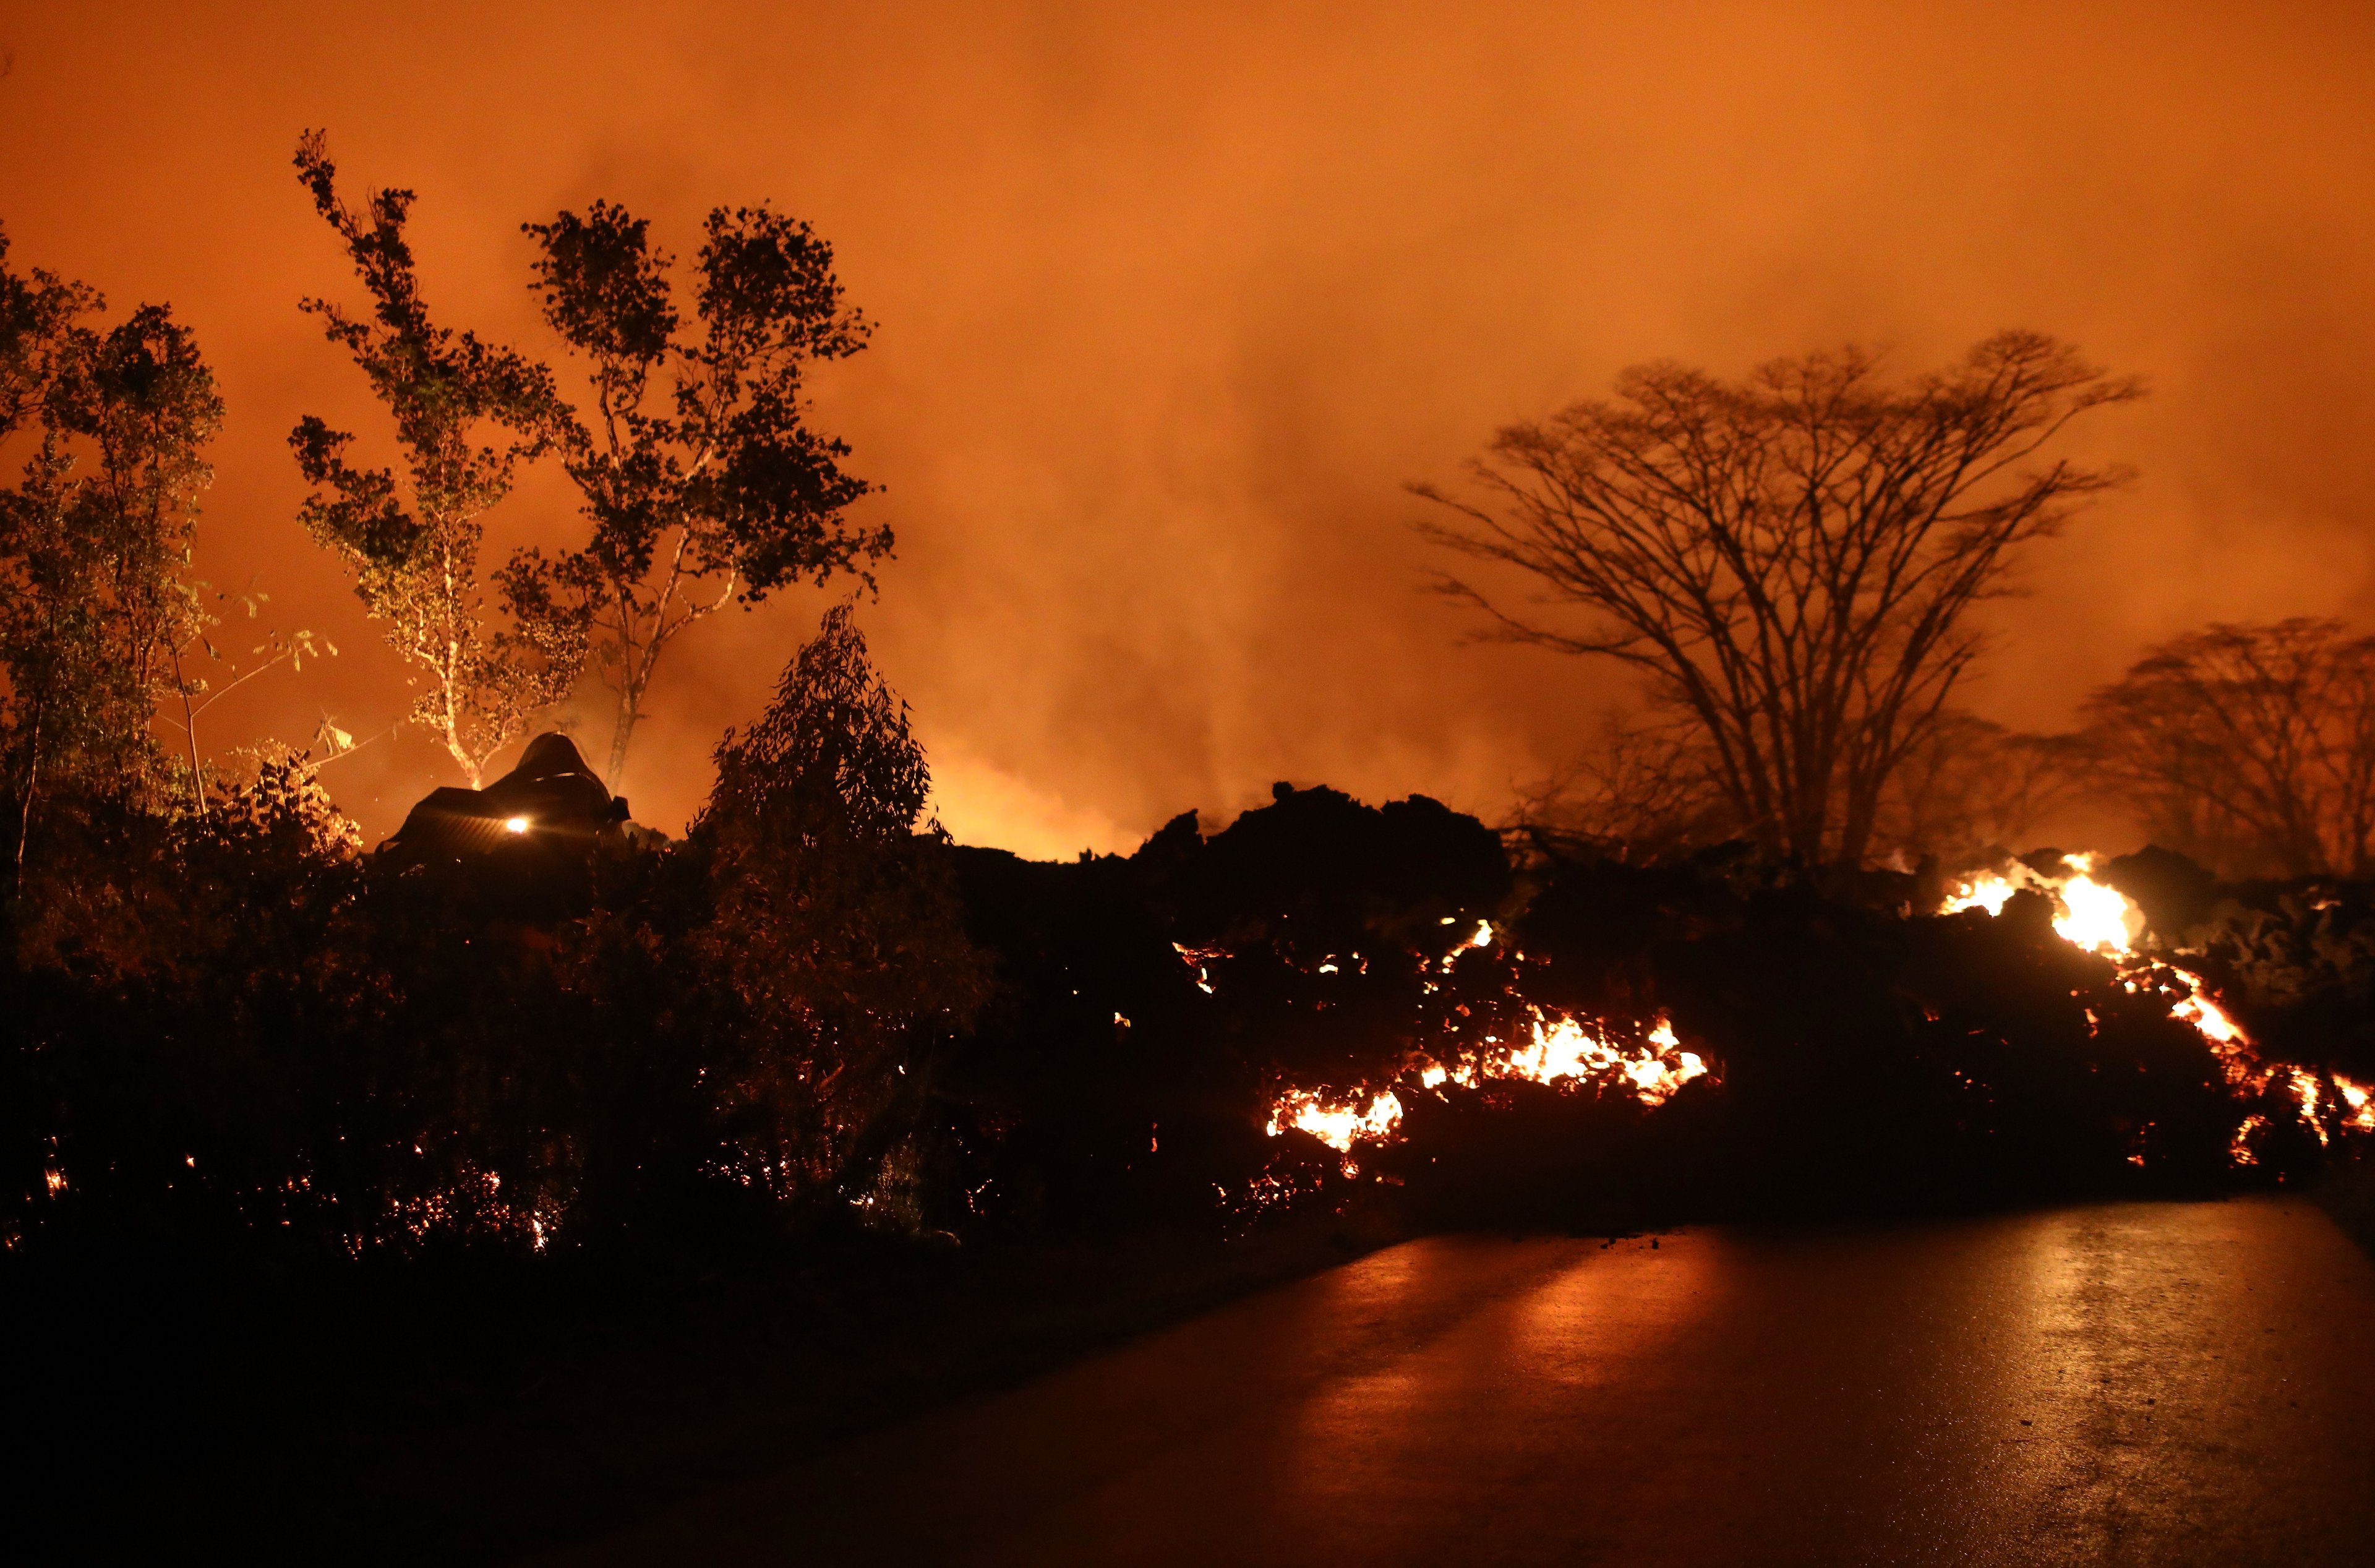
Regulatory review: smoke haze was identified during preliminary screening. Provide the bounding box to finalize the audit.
[3,0,2371,854]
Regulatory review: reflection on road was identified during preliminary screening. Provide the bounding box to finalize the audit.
[558,1199,2375,1567]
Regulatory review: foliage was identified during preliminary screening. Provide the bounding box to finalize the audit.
[0,601,996,1263]
[0,188,2353,1345]
[2081,617,2375,878]
[1421,333,2141,866]
[289,132,576,788]
[0,226,220,856]
[683,602,986,1215]
[155,581,336,810]
[509,198,883,789]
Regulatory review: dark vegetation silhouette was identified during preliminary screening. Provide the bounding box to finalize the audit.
[293,134,886,792]
[0,229,219,855]
[6,183,2375,1556]
[2080,618,2375,878]
[1419,335,2141,867]
[514,193,883,789]
[292,133,576,787]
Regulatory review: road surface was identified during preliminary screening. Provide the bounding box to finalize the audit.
[558,1197,2375,1566]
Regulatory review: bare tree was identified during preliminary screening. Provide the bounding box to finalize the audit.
[1507,711,1738,863]
[1869,712,2083,869]
[2081,619,2375,878]
[1419,333,2141,865]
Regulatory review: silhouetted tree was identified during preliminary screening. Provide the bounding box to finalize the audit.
[156,589,333,807]
[1515,707,2078,870]
[1508,713,1739,863]
[2081,618,2375,877]
[1420,333,2141,865]
[1870,713,2082,870]
[507,199,882,790]
[0,226,84,437]
[289,132,576,788]
[684,602,984,1216]
[0,228,220,859]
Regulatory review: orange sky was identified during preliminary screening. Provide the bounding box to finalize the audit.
[3,0,2373,855]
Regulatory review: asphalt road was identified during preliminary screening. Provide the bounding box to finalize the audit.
[558,1197,2375,1566]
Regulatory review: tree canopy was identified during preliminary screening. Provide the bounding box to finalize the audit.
[2082,618,2375,878]
[0,228,221,859]
[687,602,983,1210]
[289,132,576,789]
[1420,332,2141,866]
[509,198,883,790]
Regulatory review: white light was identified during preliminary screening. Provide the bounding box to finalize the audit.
[503,816,530,834]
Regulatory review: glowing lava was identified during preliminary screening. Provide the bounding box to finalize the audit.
[1452,1012,1710,1106]
[1265,1006,1708,1165]
[1945,857,2375,1162]
[1940,858,2140,951]
[1256,857,2372,1191]
[2053,870,2140,953]
[1269,1087,1405,1152]
[1255,915,1711,1165]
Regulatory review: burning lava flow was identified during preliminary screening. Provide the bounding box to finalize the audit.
[1943,857,2374,1163]
[1252,858,2374,1182]
[1257,919,1710,1168]
[1266,1010,1712,1158]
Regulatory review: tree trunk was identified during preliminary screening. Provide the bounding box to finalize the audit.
[15,700,41,872]
[606,690,638,794]
[170,640,205,813]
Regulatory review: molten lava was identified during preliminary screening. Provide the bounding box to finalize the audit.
[1247,914,1713,1174]
[1944,857,2375,1163]
[1269,1087,1406,1151]
[1254,854,2374,1189]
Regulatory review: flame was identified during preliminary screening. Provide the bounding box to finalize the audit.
[1436,918,1496,972]
[2168,976,2244,1047]
[1256,850,2366,1194]
[2288,1069,2330,1145]
[1263,1007,1710,1163]
[1942,860,2139,954]
[1269,1087,1405,1152]
[1942,873,2019,916]
[503,815,530,834]
[1941,860,2375,1167]
[1173,941,1223,995]
[2337,1074,2375,1133]
[2052,872,2138,954]
[1456,1011,1709,1105]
